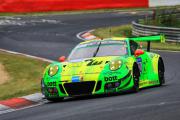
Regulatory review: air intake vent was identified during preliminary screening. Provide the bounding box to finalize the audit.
[64,81,95,96]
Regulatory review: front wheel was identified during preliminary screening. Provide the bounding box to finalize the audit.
[132,63,140,92]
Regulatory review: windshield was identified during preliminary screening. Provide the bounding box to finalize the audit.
[68,40,127,61]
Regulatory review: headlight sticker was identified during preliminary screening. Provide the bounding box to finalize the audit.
[109,60,122,71]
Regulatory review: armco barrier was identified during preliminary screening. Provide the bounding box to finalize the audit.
[132,21,180,42]
[0,0,148,13]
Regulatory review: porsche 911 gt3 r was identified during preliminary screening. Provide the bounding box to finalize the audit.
[41,35,165,101]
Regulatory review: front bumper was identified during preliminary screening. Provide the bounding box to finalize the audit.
[42,70,133,98]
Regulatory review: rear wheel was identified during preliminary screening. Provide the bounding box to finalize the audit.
[132,63,140,92]
[158,58,165,86]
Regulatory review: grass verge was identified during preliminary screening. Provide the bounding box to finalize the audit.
[0,51,49,100]
[92,24,180,51]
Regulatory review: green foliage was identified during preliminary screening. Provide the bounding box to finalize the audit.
[141,9,180,28]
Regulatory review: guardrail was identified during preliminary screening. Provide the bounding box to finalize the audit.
[132,21,180,42]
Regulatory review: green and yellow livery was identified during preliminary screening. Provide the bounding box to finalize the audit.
[41,35,165,101]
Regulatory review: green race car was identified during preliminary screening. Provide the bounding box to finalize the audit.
[41,35,165,101]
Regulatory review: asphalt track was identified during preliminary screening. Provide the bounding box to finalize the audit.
[0,12,180,120]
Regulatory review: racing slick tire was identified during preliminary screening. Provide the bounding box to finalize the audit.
[158,57,165,86]
[132,63,140,92]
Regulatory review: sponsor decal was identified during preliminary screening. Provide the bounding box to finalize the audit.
[86,59,103,66]
[104,76,118,81]
[72,76,80,82]
[47,82,56,86]
[139,80,158,87]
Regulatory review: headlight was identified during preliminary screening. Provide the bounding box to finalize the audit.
[109,60,122,71]
[48,65,59,76]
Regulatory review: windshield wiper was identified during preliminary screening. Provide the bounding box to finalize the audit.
[93,42,101,57]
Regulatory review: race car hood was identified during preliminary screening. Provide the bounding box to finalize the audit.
[61,56,122,76]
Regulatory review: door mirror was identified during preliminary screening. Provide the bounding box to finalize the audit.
[58,56,66,62]
[135,49,144,57]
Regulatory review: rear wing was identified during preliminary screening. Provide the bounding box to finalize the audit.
[128,35,165,51]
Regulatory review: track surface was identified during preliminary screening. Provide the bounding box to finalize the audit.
[0,12,145,59]
[0,12,180,120]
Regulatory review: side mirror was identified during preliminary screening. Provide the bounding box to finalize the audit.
[135,49,144,57]
[58,56,66,62]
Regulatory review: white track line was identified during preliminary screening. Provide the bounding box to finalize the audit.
[0,48,54,63]
[76,29,95,41]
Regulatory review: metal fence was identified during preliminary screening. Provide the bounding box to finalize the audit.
[132,21,180,42]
